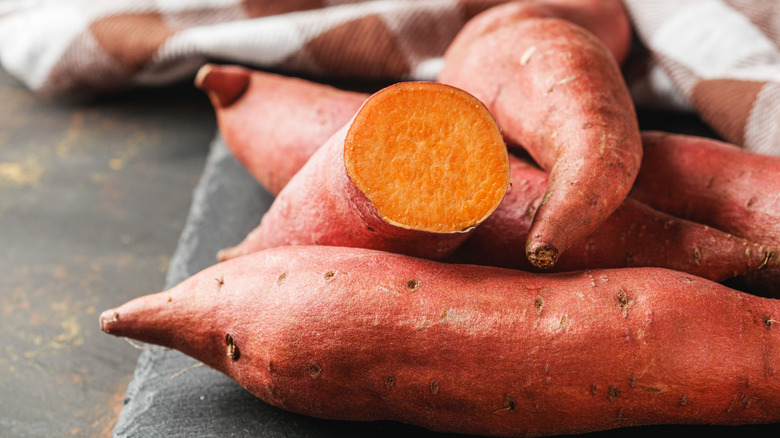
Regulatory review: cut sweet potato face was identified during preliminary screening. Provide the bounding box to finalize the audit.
[344,82,509,233]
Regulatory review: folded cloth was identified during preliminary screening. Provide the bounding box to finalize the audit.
[622,0,780,156]
[0,0,504,94]
[2,0,779,155]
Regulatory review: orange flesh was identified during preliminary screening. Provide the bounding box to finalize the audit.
[344,82,509,233]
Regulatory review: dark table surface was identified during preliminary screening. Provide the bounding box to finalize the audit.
[0,67,215,437]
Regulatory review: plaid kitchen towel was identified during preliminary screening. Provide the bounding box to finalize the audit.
[0,0,505,95]
[1,0,779,155]
[622,0,780,156]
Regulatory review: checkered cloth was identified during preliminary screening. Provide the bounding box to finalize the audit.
[0,0,504,94]
[623,0,780,156]
[2,0,779,155]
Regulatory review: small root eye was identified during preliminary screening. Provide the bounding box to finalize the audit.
[324,270,337,282]
[226,333,240,360]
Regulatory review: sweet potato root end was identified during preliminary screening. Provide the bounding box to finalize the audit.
[527,242,559,269]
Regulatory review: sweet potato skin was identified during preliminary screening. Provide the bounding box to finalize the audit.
[101,245,780,437]
[439,17,641,268]
[196,64,367,195]
[449,0,632,65]
[449,155,776,285]
[217,123,464,260]
[631,131,780,247]
[630,131,780,295]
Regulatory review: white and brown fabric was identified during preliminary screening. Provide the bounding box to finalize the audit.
[2,0,780,155]
[0,0,505,95]
[623,0,780,156]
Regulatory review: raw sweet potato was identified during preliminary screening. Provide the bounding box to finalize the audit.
[447,0,633,66]
[218,81,509,261]
[100,245,780,437]
[630,131,780,295]
[439,13,641,268]
[197,70,775,284]
[630,131,780,247]
[448,155,777,285]
[195,64,367,195]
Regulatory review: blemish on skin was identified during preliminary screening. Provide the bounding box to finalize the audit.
[559,315,567,328]
[746,197,757,208]
[617,289,630,317]
[111,312,120,322]
[430,380,440,395]
[616,408,624,419]
[215,276,225,291]
[534,296,544,315]
[167,296,172,303]
[540,192,552,207]
[680,394,688,406]
[277,272,288,285]
[324,270,337,282]
[759,251,775,270]
[591,384,598,395]
[693,247,701,266]
[563,72,595,96]
[495,394,516,413]
[502,394,516,411]
[225,333,239,360]
[630,377,637,388]
[609,386,619,402]
[679,276,695,283]
[367,226,376,233]
[385,375,396,389]
[520,46,537,65]
[406,279,421,291]
[307,362,321,379]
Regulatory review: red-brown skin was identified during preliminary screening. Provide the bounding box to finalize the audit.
[195,63,367,196]
[448,156,777,286]
[217,123,469,261]
[217,82,508,262]
[631,131,780,295]
[194,69,776,287]
[450,0,633,66]
[631,131,780,247]
[101,245,780,437]
[439,16,642,269]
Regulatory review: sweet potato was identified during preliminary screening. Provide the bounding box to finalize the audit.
[196,70,775,284]
[439,13,641,268]
[195,64,367,195]
[448,155,777,285]
[100,245,780,437]
[447,0,633,66]
[630,131,780,247]
[218,81,509,261]
[630,131,780,295]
